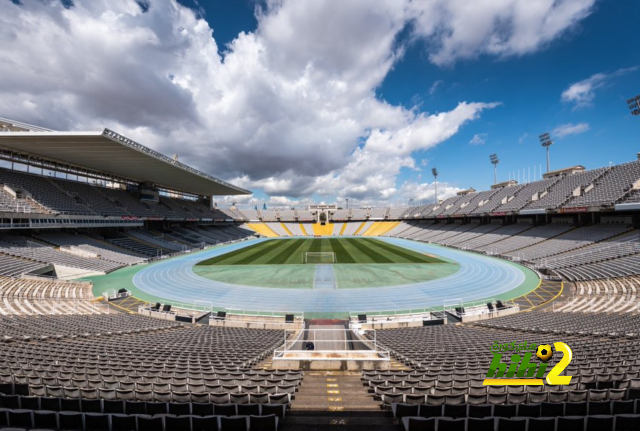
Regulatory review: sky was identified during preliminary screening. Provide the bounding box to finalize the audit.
[1,0,639,209]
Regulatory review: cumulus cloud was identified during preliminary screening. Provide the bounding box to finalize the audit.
[397,180,461,204]
[469,133,487,146]
[0,0,595,204]
[561,67,638,109]
[553,122,590,138]
[408,0,596,66]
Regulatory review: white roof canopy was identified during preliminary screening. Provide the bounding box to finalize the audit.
[0,128,250,196]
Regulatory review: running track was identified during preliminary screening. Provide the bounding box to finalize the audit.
[132,237,531,313]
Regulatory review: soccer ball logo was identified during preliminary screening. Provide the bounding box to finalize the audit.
[536,344,553,362]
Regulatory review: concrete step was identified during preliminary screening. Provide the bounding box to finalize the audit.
[282,412,396,431]
[291,371,381,412]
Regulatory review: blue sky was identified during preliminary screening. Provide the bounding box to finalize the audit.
[1,0,638,208]
[383,1,640,195]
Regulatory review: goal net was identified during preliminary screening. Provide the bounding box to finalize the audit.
[304,252,337,264]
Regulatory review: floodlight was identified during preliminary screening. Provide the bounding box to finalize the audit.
[539,133,553,172]
[489,154,499,184]
[627,95,640,116]
[432,168,439,203]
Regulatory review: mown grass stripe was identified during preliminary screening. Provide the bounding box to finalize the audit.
[266,239,309,264]
[347,238,394,263]
[224,240,291,265]
[339,238,375,263]
[328,238,356,263]
[359,238,414,263]
[196,240,279,265]
[197,238,447,265]
[309,238,322,253]
[365,238,443,263]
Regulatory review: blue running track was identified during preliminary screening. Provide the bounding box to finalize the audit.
[132,237,532,313]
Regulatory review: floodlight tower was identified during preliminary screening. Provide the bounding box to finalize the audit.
[431,168,439,204]
[489,154,499,184]
[539,133,553,173]
[627,94,640,116]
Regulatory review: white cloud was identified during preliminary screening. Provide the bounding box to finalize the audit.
[469,133,487,146]
[561,67,638,109]
[0,0,595,204]
[518,133,529,145]
[429,80,444,95]
[408,0,597,66]
[552,122,590,138]
[397,180,461,204]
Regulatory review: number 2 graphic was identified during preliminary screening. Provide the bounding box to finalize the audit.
[546,342,572,385]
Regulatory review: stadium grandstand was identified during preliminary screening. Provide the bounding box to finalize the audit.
[0,116,640,430]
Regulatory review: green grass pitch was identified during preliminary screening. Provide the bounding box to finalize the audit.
[196,238,445,265]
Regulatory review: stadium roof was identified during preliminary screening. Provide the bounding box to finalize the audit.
[0,125,250,196]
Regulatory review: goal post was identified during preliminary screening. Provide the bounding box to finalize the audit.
[303,252,337,264]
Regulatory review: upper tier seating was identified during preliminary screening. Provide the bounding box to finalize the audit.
[492,177,559,212]
[527,167,609,209]
[277,210,296,222]
[456,190,499,215]
[430,196,460,217]
[350,209,368,220]
[564,161,640,207]
[440,193,477,216]
[331,209,349,220]
[98,188,157,217]
[388,207,409,219]
[622,188,640,203]
[261,211,279,222]
[53,180,130,216]
[0,188,40,213]
[470,184,525,215]
[0,170,93,215]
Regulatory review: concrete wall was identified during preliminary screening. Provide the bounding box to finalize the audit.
[459,305,520,323]
[360,319,439,330]
[209,319,303,330]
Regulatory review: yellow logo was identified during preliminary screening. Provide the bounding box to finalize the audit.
[483,341,572,386]
[536,344,553,362]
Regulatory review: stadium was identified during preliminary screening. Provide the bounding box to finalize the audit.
[0,113,639,430]
[1,1,640,431]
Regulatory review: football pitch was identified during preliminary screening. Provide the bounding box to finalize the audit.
[196,237,445,265]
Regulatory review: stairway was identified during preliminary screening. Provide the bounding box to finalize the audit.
[282,411,396,431]
[286,371,394,430]
[291,371,380,412]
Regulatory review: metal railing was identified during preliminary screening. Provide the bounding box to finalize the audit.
[273,328,390,361]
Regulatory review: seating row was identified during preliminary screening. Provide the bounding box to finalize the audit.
[0,409,281,431]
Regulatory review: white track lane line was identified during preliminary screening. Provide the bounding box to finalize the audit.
[132,237,531,312]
